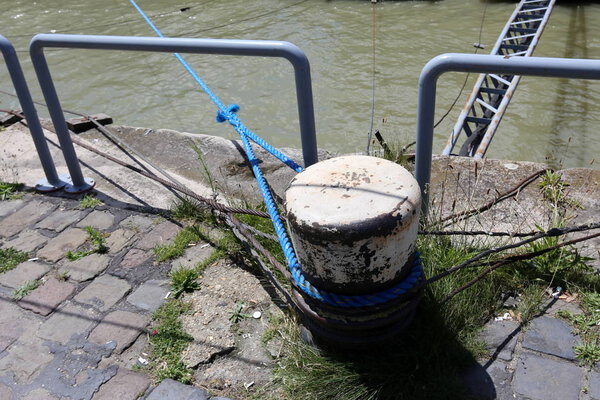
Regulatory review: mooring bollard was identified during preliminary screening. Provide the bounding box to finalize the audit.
[285,155,424,347]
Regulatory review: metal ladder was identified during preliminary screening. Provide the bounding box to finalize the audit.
[442,0,556,158]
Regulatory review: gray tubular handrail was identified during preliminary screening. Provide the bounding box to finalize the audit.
[0,35,65,191]
[29,34,318,192]
[416,53,600,216]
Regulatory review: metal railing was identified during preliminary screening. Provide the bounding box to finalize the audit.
[416,53,600,215]
[0,35,66,191]
[28,34,318,192]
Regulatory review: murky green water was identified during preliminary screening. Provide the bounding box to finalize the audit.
[1,0,599,168]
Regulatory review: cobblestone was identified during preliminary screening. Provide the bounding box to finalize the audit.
[126,279,169,312]
[480,319,520,361]
[88,310,148,354]
[2,229,49,252]
[37,228,88,262]
[0,301,38,352]
[91,368,150,400]
[36,209,84,232]
[0,261,51,289]
[120,214,156,232]
[120,248,151,268]
[19,276,76,316]
[76,210,115,230]
[0,200,56,238]
[522,316,578,360]
[145,378,210,400]
[37,304,99,344]
[590,371,600,400]
[58,253,110,282]
[0,333,53,384]
[105,228,135,254]
[0,198,25,217]
[171,243,214,272]
[513,353,583,400]
[135,221,180,250]
[74,274,131,312]
[22,388,60,399]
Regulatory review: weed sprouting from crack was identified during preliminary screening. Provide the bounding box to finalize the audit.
[66,226,108,261]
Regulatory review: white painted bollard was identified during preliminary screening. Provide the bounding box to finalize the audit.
[285,155,423,346]
[286,155,421,294]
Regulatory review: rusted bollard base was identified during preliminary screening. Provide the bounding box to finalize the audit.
[292,260,424,349]
[294,288,422,349]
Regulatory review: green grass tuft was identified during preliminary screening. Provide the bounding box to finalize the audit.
[153,226,203,263]
[13,280,40,300]
[78,194,102,209]
[170,266,200,298]
[66,226,108,261]
[148,299,194,383]
[171,197,216,224]
[0,182,23,201]
[0,247,29,273]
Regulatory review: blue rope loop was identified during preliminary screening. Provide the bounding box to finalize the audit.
[216,104,240,123]
[130,0,421,309]
[293,252,424,308]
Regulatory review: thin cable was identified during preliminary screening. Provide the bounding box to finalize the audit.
[433,0,488,129]
[129,0,303,173]
[173,0,310,38]
[5,2,216,38]
[365,2,377,154]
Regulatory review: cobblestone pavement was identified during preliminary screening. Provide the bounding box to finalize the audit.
[1,191,599,399]
[466,301,599,400]
[0,192,233,400]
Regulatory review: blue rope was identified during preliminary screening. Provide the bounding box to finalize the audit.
[129,0,303,173]
[129,0,423,308]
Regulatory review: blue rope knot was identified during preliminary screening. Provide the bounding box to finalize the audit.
[216,104,240,123]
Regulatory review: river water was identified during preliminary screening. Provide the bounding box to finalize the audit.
[1,0,599,169]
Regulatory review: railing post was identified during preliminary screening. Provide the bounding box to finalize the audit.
[0,35,66,191]
[416,53,600,217]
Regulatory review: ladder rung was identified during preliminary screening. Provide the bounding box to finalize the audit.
[501,44,530,51]
[503,33,536,41]
[509,27,537,34]
[520,7,548,13]
[476,98,499,114]
[489,74,512,86]
[511,18,543,25]
[480,87,507,95]
[523,0,547,3]
[515,13,546,19]
[466,116,492,125]
[509,50,528,56]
